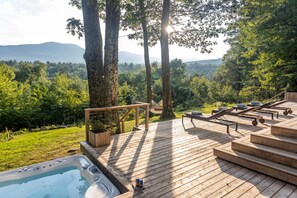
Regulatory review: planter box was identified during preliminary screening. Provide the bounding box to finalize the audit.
[88,130,111,147]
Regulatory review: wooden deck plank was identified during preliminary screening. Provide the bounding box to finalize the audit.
[255,180,285,198]
[222,174,267,198]
[133,159,231,197]
[191,167,250,197]
[80,102,297,198]
[106,131,227,165]
[207,171,258,197]
[113,134,235,170]
[239,177,277,198]
[272,184,296,198]
[288,188,297,198]
[158,162,237,198]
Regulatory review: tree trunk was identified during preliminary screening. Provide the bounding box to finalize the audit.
[104,0,120,107]
[139,0,152,106]
[81,0,104,108]
[104,0,121,132]
[160,0,175,118]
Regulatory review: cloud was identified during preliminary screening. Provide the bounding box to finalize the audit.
[0,0,229,60]
[0,0,84,46]
[0,0,47,16]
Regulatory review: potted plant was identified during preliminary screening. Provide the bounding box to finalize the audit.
[88,119,111,147]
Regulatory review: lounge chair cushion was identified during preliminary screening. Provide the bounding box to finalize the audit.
[191,111,202,116]
[251,101,261,106]
[237,104,247,109]
[218,107,228,111]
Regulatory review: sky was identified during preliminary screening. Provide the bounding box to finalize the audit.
[0,0,230,61]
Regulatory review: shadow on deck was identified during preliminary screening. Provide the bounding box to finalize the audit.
[81,102,297,197]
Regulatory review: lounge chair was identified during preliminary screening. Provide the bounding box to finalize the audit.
[182,108,238,133]
[248,100,292,115]
[212,105,265,126]
[247,101,279,119]
[266,100,292,115]
[149,100,163,115]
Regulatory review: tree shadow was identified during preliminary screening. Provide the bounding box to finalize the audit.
[132,120,174,197]
[125,130,148,177]
[184,124,239,144]
[235,122,267,132]
[107,131,136,163]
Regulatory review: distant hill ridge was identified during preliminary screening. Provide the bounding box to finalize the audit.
[0,42,160,63]
[185,58,222,78]
[0,42,222,77]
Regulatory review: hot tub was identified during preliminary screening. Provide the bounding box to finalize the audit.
[0,155,120,198]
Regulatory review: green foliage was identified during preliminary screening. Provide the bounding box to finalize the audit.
[0,61,88,131]
[90,119,106,133]
[1,57,243,132]
[216,0,297,101]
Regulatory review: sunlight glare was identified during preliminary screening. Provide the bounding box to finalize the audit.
[166,26,173,34]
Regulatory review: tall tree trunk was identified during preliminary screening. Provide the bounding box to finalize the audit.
[104,0,121,132]
[104,0,120,107]
[160,0,175,118]
[81,0,104,108]
[139,0,152,106]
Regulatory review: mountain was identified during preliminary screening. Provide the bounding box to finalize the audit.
[0,42,85,63]
[185,58,222,78]
[0,42,159,63]
[118,51,160,63]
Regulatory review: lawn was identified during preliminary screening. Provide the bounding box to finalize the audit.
[0,127,85,172]
[0,103,230,172]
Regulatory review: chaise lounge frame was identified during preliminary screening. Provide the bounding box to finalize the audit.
[182,109,238,133]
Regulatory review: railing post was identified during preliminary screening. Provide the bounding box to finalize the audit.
[284,89,288,100]
[135,107,139,127]
[85,109,90,142]
[121,119,125,134]
[145,104,149,131]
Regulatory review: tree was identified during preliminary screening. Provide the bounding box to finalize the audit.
[139,0,153,106]
[160,0,175,118]
[68,0,122,132]
[123,0,238,118]
[219,0,297,101]
[81,0,105,108]
[122,0,158,105]
[104,0,121,107]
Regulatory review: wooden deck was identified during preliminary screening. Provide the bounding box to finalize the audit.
[81,102,297,197]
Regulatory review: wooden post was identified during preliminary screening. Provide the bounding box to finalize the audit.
[145,104,149,131]
[135,107,139,127]
[85,109,90,142]
[121,119,125,134]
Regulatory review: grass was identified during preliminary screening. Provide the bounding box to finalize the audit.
[0,103,231,172]
[0,127,85,172]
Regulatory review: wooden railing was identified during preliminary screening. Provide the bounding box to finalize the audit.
[270,90,286,101]
[285,92,297,102]
[85,102,150,142]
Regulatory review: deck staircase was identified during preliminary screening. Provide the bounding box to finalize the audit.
[214,118,297,185]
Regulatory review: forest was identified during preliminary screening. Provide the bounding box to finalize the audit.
[0,0,296,132]
[0,59,236,131]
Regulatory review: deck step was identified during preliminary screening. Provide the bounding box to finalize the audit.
[271,125,297,138]
[270,118,297,138]
[231,140,297,169]
[251,133,297,153]
[214,144,297,186]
